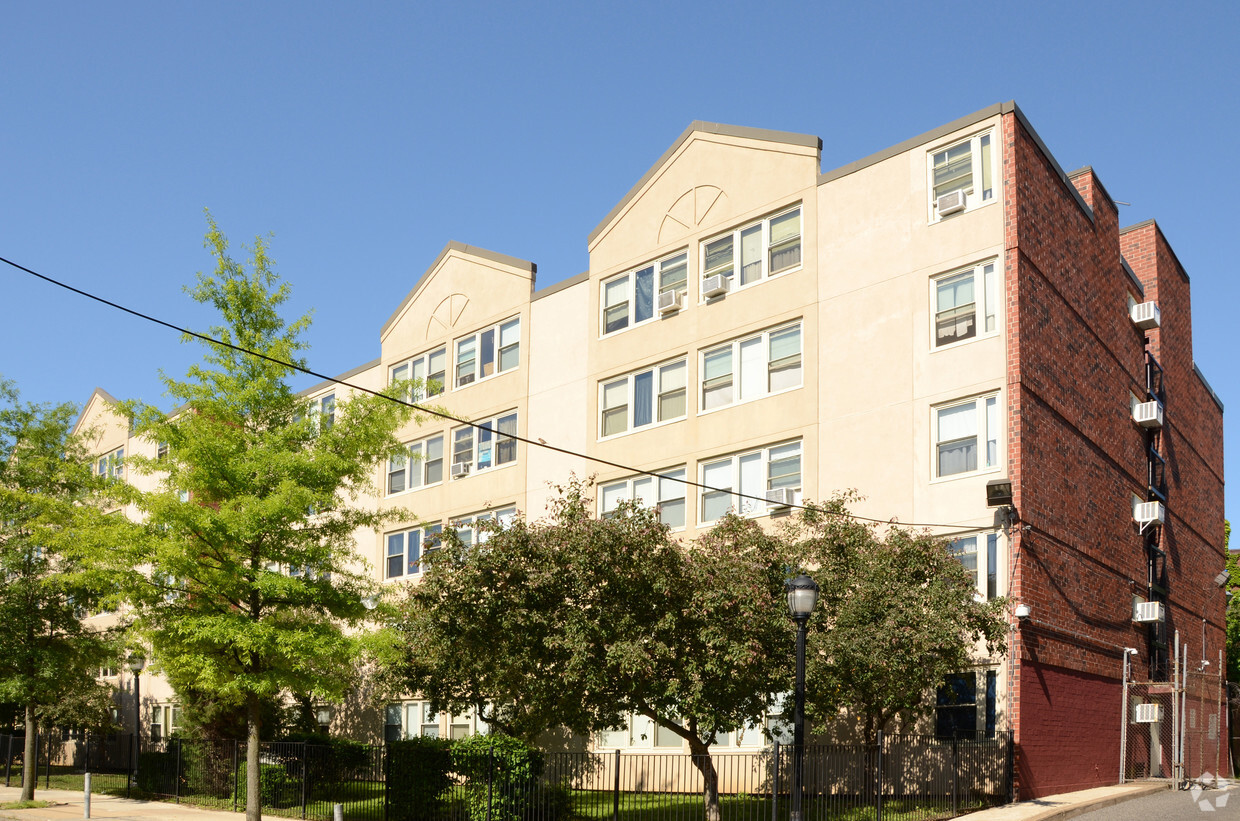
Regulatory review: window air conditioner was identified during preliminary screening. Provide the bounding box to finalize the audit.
[1133,703,1163,723]
[450,462,471,479]
[1133,501,1165,527]
[936,190,967,216]
[1132,400,1164,429]
[1133,601,1165,624]
[702,275,730,299]
[1130,301,1161,330]
[658,290,684,315]
[765,488,796,508]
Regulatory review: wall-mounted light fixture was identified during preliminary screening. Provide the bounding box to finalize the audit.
[1014,603,1031,620]
[986,479,1014,508]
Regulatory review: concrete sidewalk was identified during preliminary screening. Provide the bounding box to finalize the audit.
[962,782,1172,821]
[0,781,1174,821]
[0,787,288,821]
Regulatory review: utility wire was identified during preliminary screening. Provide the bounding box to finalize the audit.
[1,253,994,532]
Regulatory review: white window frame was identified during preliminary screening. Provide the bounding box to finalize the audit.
[947,532,1001,600]
[96,447,124,480]
[698,440,802,525]
[385,523,444,580]
[599,358,688,439]
[454,317,521,389]
[699,205,802,298]
[933,393,1001,479]
[387,701,442,740]
[928,131,996,221]
[390,346,449,401]
[598,468,688,530]
[386,434,445,495]
[451,412,518,478]
[931,260,999,349]
[699,322,803,413]
[318,394,335,429]
[452,506,517,548]
[601,250,688,336]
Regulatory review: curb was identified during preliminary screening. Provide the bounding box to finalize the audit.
[993,782,1172,821]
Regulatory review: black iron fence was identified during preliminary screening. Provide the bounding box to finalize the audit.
[1,731,1009,821]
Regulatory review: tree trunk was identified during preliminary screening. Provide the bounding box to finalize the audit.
[687,737,720,821]
[246,695,261,821]
[20,704,36,802]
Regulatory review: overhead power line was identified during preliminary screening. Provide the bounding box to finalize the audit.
[1,253,993,532]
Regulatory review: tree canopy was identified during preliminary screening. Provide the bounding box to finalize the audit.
[118,216,419,821]
[785,497,1008,742]
[0,378,133,800]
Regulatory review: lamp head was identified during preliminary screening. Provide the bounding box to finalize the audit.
[127,654,146,673]
[784,574,819,622]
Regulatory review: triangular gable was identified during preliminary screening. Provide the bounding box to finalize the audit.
[71,387,122,437]
[587,122,821,273]
[380,241,536,359]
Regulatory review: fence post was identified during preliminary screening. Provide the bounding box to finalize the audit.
[487,742,495,821]
[126,733,132,799]
[232,741,239,813]
[175,739,182,803]
[612,748,621,821]
[5,734,11,787]
[301,742,309,820]
[875,730,883,821]
[46,733,52,790]
[383,743,390,821]
[771,742,780,821]
[951,736,958,817]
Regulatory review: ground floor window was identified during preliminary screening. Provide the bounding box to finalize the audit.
[936,670,997,739]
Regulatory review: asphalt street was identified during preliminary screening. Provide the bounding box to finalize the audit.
[1075,785,1237,820]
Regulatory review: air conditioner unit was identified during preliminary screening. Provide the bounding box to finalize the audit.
[936,190,967,216]
[1133,703,1163,723]
[657,289,684,315]
[702,275,730,299]
[1131,301,1161,330]
[1134,501,1165,527]
[450,462,471,479]
[1132,400,1164,429]
[1133,601,1165,623]
[765,488,796,508]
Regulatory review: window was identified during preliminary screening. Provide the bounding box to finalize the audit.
[453,507,517,548]
[701,206,801,292]
[318,394,335,429]
[602,251,687,335]
[948,533,1000,599]
[455,318,520,388]
[936,671,998,740]
[386,524,443,579]
[599,468,687,529]
[315,707,332,734]
[387,435,445,494]
[391,347,448,401]
[933,261,998,347]
[384,705,403,742]
[700,441,801,523]
[934,394,999,478]
[156,441,169,461]
[388,702,441,740]
[451,413,518,476]
[599,359,687,437]
[96,448,123,480]
[701,323,802,412]
[930,132,995,219]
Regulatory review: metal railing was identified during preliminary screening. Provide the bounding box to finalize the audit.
[1,731,1010,821]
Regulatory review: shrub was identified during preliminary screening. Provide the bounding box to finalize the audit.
[135,750,178,794]
[234,762,296,808]
[451,734,546,821]
[385,736,454,821]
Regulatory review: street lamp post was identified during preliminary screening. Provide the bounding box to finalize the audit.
[128,655,146,780]
[785,574,819,821]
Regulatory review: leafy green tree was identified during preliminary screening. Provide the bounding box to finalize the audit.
[785,497,1008,742]
[120,216,417,821]
[0,379,132,801]
[1221,521,1235,685]
[396,481,790,821]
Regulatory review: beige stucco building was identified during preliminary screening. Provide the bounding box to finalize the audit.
[76,101,1224,798]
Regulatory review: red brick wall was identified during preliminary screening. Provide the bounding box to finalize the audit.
[1017,660,1122,797]
[1002,111,1223,798]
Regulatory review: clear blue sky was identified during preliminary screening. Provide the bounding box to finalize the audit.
[1,1,1234,527]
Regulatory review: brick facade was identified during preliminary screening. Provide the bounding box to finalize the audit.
[1004,112,1225,798]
